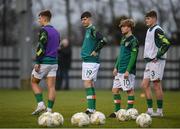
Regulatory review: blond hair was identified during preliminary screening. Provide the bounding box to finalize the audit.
[119,19,135,30]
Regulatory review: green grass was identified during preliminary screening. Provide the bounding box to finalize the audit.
[0,89,180,128]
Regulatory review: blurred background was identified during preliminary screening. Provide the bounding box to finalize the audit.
[0,0,179,90]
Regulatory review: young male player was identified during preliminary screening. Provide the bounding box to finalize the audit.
[80,11,107,114]
[141,10,171,117]
[109,19,139,118]
[31,10,60,115]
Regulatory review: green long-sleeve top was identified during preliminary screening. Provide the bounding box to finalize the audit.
[155,28,171,59]
[35,29,48,64]
[115,35,139,75]
[81,24,107,63]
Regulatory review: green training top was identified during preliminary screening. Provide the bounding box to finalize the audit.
[81,24,107,63]
[115,35,139,75]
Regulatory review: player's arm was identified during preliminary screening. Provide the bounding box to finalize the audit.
[155,29,171,59]
[113,56,119,76]
[114,56,120,70]
[126,39,139,72]
[91,27,107,53]
[35,29,48,64]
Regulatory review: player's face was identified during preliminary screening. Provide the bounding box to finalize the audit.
[38,16,46,26]
[145,17,156,27]
[81,17,91,27]
[121,26,131,35]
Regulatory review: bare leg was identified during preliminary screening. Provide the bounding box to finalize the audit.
[31,75,42,94]
[127,89,134,96]
[153,80,163,100]
[46,77,56,112]
[141,78,153,114]
[141,78,151,99]
[84,80,93,88]
[46,77,56,101]
[153,80,163,115]
[31,76,46,115]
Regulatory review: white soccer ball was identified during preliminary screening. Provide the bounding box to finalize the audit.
[90,111,106,125]
[51,112,64,127]
[136,113,152,127]
[126,108,139,120]
[38,112,53,127]
[71,112,90,127]
[38,112,64,127]
[116,109,128,121]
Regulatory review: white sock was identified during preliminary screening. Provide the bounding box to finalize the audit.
[38,101,45,107]
[87,108,95,113]
[157,108,162,113]
[47,108,52,112]
[148,108,153,113]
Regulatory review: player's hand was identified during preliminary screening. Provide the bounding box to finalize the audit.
[113,68,118,76]
[90,51,98,56]
[124,71,129,79]
[34,64,40,72]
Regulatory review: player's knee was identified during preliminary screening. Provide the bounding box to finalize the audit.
[31,76,40,85]
[141,82,145,89]
[153,82,161,91]
[141,81,148,89]
[127,89,134,95]
[47,82,56,89]
[153,79,160,84]
[112,88,119,94]
[48,85,55,90]
[153,85,159,91]
[84,80,92,88]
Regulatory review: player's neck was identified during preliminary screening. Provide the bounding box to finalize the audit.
[125,31,132,38]
[43,22,50,26]
[86,24,92,28]
[149,23,157,28]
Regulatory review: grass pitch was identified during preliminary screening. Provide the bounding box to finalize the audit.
[0,89,180,128]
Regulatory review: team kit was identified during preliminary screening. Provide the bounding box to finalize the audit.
[30,9,171,127]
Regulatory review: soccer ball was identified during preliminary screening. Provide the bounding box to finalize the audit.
[71,112,90,127]
[51,112,64,127]
[126,108,139,120]
[38,112,53,127]
[116,109,128,121]
[136,113,152,127]
[90,111,106,125]
[38,112,64,127]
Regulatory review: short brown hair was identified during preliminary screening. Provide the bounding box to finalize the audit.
[38,10,52,21]
[145,10,157,18]
[119,19,135,30]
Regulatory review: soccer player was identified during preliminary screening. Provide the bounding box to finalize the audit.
[31,10,60,115]
[109,19,139,118]
[80,11,107,114]
[141,10,171,117]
